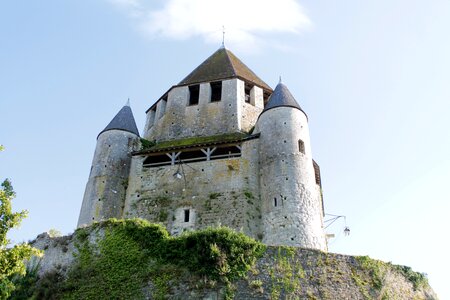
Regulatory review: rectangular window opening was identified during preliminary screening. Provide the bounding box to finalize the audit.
[210,81,222,102]
[244,83,253,103]
[184,209,190,222]
[263,91,271,105]
[298,139,305,154]
[189,85,200,105]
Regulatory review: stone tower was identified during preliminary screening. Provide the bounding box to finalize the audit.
[255,83,327,250]
[142,47,272,142]
[77,48,327,251]
[77,102,140,227]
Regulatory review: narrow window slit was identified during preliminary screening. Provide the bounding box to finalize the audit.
[245,83,253,103]
[298,139,305,154]
[184,209,190,222]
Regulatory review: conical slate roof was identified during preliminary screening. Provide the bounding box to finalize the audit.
[261,82,306,115]
[178,48,272,91]
[98,103,140,138]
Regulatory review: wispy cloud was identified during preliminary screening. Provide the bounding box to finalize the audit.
[107,0,311,51]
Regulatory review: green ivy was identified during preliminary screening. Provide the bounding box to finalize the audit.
[14,219,265,299]
[64,222,149,299]
[393,265,428,290]
[140,138,156,150]
[209,192,222,200]
[268,246,304,299]
[355,255,386,290]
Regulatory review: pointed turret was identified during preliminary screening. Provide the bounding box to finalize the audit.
[255,82,326,250]
[98,102,140,138]
[78,102,140,227]
[261,82,303,114]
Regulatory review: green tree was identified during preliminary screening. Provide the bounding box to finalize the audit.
[0,146,42,298]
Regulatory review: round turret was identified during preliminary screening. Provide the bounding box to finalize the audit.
[77,103,140,227]
[255,83,326,250]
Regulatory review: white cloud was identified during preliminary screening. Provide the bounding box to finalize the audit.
[108,0,311,51]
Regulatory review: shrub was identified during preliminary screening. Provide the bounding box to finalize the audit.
[15,219,266,299]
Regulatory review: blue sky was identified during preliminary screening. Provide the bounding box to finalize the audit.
[1,0,449,297]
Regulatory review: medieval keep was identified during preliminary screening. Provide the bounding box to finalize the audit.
[77,47,327,251]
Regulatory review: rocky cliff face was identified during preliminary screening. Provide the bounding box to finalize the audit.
[13,220,437,300]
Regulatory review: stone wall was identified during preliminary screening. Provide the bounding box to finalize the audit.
[124,139,263,239]
[143,79,265,142]
[144,79,242,142]
[237,80,264,133]
[28,229,437,300]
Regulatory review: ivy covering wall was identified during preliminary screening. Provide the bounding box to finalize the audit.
[10,219,435,300]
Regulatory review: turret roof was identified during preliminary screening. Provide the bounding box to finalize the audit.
[98,103,140,138]
[178,48,272,91]
[261,82,306,116]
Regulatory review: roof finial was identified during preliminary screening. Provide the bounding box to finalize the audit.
[279,76,282,84]
[221,25,225,48]
[126,98,130,107]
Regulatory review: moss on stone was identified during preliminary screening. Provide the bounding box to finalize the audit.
[209,192,222,200]
[140,138,156,149]
[13,225,436,300]
[17,219,266,299]
[158,210,168,222]
[393,265,428,290]
[268,246,305,299]
[147,132,248,151]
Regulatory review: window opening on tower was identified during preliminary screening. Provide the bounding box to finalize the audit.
[184,209,190,222]
[263,91,271,105]
[189,85,200,105]
[210,81,222,102]
[245,83,253,103]
[298,139,305,154]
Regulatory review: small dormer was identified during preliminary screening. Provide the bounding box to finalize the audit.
[143,48,272,142]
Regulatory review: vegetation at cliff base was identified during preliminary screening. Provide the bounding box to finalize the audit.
[352,255,429,297]
[12,219,266,299]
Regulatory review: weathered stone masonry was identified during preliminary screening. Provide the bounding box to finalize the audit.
[77,47,328,251]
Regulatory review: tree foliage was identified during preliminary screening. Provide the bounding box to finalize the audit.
[0,146,42,298]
